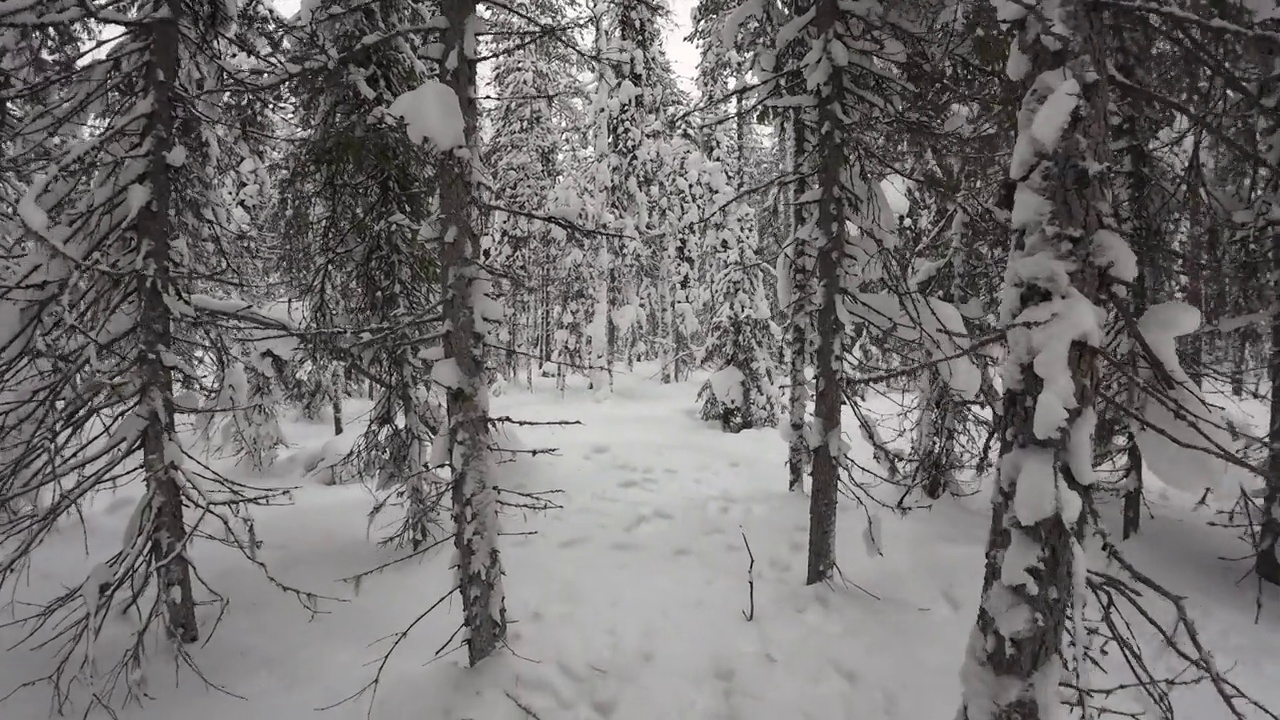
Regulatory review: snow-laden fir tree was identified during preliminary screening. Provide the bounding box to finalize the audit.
[955,0,1129,715]
[545,165,599,391]
[0,21,86,521]
[1099,9,1159,538]
[693,0,811,490]
[787,0,905,584]
[587,0,671,390]
[198,350,288,471]
[653,139,705,383]
[697,161,780,433]
[279,0,445,548]
[877,0,1015,502]
[0,0,293,705]
[482,0,576,387]
[689,0,762,181]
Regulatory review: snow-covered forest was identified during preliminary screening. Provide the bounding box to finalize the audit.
[3,0,1280,718]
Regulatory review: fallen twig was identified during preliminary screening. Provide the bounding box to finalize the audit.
[505,689,548,720]
[741,529,755,621]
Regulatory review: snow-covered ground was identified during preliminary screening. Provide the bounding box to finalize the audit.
[3,366,1279,719]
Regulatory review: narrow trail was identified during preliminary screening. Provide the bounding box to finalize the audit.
[493,376,975,720]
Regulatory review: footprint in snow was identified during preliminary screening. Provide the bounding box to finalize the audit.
[588,443,611,455]
[556,658,589,684]
[589,681,621,718]
[619,475,658,490]
[829,658,861,686]
[517,666,576,711]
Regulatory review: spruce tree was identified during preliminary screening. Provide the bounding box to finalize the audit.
[0,0,291,705]
[437,0,507,666]
[279,0,445,548]
[956,0,1124,715]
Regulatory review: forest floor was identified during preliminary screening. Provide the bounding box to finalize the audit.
[3,365,1280,719]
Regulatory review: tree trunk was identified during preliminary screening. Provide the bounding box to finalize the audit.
[1181,208,1205,388]
[957,0,1113,715]
[734,94,747,180]
[1257,220,1280,586]
[331,366,344,436]
[138,0,197,644]
[1110,12,1154,540]
[1253,52,1280,586]
[439,0,507,665]
[786,107,810,494]
[804,0,847,586]
[1232,331,1246,398]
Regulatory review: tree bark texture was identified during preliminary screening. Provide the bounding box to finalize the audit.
[138,0,198,644]
[439,0,507,665]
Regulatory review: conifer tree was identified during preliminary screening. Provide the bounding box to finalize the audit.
[437,0,507,666]
[0,0,294,705]
[956,0,1123,714]
[588,0,671,390]
[698,164,780,432]
[280,0,445,548]
[483,0,576,386]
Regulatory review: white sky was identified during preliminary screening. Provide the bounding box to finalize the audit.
[269,0,700,88]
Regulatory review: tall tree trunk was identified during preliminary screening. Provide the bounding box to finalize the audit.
[1110,15,1154,539]
[1257,58,1280,584]
[785,89,811,493]
[439,0,507,665]
[957,0,1114,715]
[1181,199,1206,388]
[1260,229,1280,585]
[804,0,847,586]
[138,0,197,644]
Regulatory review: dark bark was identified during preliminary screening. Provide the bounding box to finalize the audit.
[1231,332,1246,398]
[1111,11,1156,540]
[332,395,343,436]
[1257,229,1280,586]
[138,0,198,644]
[1122,438,1143,539]
[805,0,843,586]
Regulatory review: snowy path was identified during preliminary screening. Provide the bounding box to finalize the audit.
[3,369,1280,719]
[480,377,980,720]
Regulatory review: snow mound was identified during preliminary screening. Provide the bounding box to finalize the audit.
[1134,302,1234,496]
